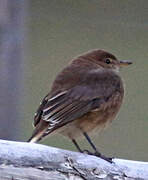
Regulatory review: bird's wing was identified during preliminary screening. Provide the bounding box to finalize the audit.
[33,84,115,137]
[43,89,101,129]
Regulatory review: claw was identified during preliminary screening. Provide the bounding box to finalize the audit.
[94,151,113,163]
[82,149,112,163]
[82,149,93,155]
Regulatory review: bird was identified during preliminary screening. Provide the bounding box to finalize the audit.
[28,49,132,163]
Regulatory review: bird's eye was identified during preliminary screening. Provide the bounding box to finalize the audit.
[105,58,111,64]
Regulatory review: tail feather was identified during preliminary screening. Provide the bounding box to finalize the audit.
[27,121,48,143]
[27,131,43,143]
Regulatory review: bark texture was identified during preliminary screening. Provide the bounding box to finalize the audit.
[0,140,148,180]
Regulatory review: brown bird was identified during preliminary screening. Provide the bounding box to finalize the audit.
[28,49,132,163]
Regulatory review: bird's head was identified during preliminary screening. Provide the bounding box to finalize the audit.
[79,49,132,72]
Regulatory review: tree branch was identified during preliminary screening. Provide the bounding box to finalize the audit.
[0,140,147,180]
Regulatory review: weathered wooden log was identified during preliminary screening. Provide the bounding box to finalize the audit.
[0,139,147,180]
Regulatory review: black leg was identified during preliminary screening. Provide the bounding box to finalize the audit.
[72,139,94,155]
[83,132,113,163]
[72,139,83,153]
[83,132,100,153]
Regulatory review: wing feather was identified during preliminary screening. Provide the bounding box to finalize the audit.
[33,86,102,136]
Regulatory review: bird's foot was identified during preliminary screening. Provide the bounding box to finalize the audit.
[82,149,94,155]
[94,151,113,163]
[82,149,113,163]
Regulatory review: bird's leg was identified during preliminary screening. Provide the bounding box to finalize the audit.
[83,132,113,163]
[72,139,94,155]
[72,139,83,153]
[83,132,98,152]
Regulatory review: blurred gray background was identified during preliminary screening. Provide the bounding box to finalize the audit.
[0,0,148,161]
